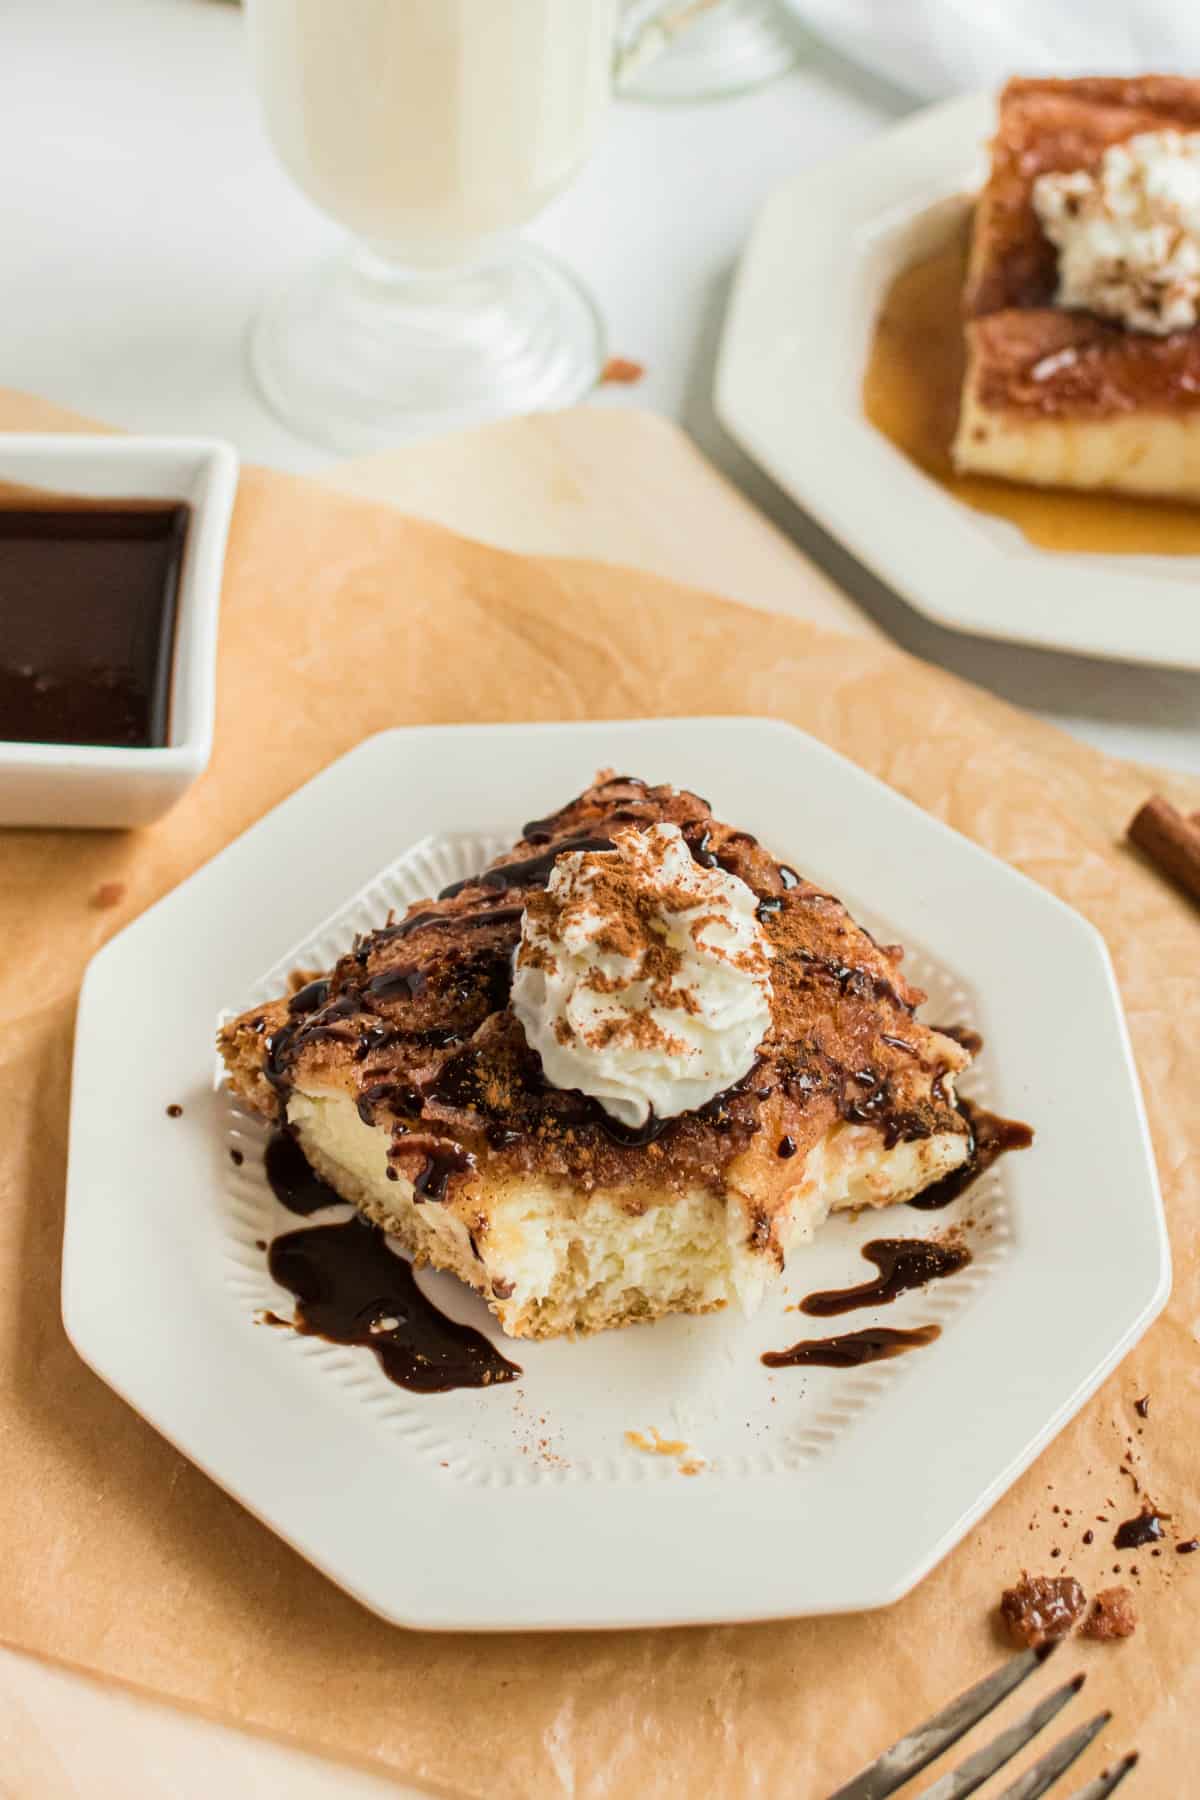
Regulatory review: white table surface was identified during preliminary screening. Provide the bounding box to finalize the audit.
[3,4,1196,1795]
[9,0,1199,774]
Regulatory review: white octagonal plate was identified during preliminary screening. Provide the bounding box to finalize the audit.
[716,93,1200,672]
[64,719,1169,1631]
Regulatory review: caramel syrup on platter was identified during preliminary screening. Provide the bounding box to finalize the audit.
[862,214,1200,556]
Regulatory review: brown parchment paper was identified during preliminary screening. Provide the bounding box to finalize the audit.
[1,402,1198,1800]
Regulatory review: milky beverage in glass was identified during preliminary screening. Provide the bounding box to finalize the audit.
[249,0,616,263]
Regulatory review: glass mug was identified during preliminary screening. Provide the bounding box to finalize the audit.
[246,0,618,450]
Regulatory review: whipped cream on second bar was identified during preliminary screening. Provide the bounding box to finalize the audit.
[1034,130,1200,335]
[511,822,773,1129]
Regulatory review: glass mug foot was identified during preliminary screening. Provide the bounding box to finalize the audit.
[250,243,605,453]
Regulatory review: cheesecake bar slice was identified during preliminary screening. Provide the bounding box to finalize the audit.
[220,776,974,1341]
[954,76,1200,499]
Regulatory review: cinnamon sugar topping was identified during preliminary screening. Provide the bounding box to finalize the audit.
[219,772,974,1205]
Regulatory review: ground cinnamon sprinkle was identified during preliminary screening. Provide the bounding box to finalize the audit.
[626,1427,688,1457]
[89,880,126,909]
[1083,1587,1137,1640]
[600,355,645,385]
[521,828,769,1056]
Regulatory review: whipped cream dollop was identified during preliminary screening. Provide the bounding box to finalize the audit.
[511,822,774,1130]
[1034,129,1200,335]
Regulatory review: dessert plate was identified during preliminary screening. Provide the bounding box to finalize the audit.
[64,719,1168,1631]
[715,93,1200,672]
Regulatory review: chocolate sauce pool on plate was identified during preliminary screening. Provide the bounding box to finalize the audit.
[267,1219,520,1393]
[762,1324,941,1370]
[798,1236,971,1318]
[262,1132,519,1392]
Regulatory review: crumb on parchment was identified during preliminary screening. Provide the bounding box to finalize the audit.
[1083,1587,1137,1641]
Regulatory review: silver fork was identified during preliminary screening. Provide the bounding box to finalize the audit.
[827,1643,1138,1800]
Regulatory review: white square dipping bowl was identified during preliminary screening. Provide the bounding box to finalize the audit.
[0,435,238,829]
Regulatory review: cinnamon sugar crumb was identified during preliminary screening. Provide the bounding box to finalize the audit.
[626,1427,689,1457]
[625,1428,708,1474]
[1083,1587,1137,1640]
[1000,1573,1087,1647]
[600,356,645,385]
[89,881,126,909]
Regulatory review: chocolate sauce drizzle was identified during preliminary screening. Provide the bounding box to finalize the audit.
[264,1129,345,1216]
[288,978,331,1016]
[438,833,615,900]
[267,1218,520,1393]
[423,1042,764,1153]
[262,1131,518,1392]
[255,784,1013,1206]
[909,1098,1033,1210]
[683,823,760,881]
[365,965,427,1001]
[1114,1508,1167,1550]
[936,1022,985,1057]
[397,1136,475,1202]
[796,949,915,1018]
[0,497,190,748]
[762,1323,941,1369]
[373,904,524,947]
[589,1109,671,1148]
[798,1236,971,1318]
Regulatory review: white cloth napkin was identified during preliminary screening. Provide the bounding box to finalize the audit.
[787,0,1200,101]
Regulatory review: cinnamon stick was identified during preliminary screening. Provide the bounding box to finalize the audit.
[1127,795,1200,904]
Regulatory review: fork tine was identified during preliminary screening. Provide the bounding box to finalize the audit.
[921,1675,1087,1800]
[1068,1752,1139,1799]
[993,1712,1113,1800]
[826,1644,1059,1800]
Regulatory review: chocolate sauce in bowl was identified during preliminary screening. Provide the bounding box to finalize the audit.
[909,1098,1033,1210]
[762,1323,941,1369]
[0,496,190,747]
[267,1218,520,1393]
[798,1237,971,1317]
